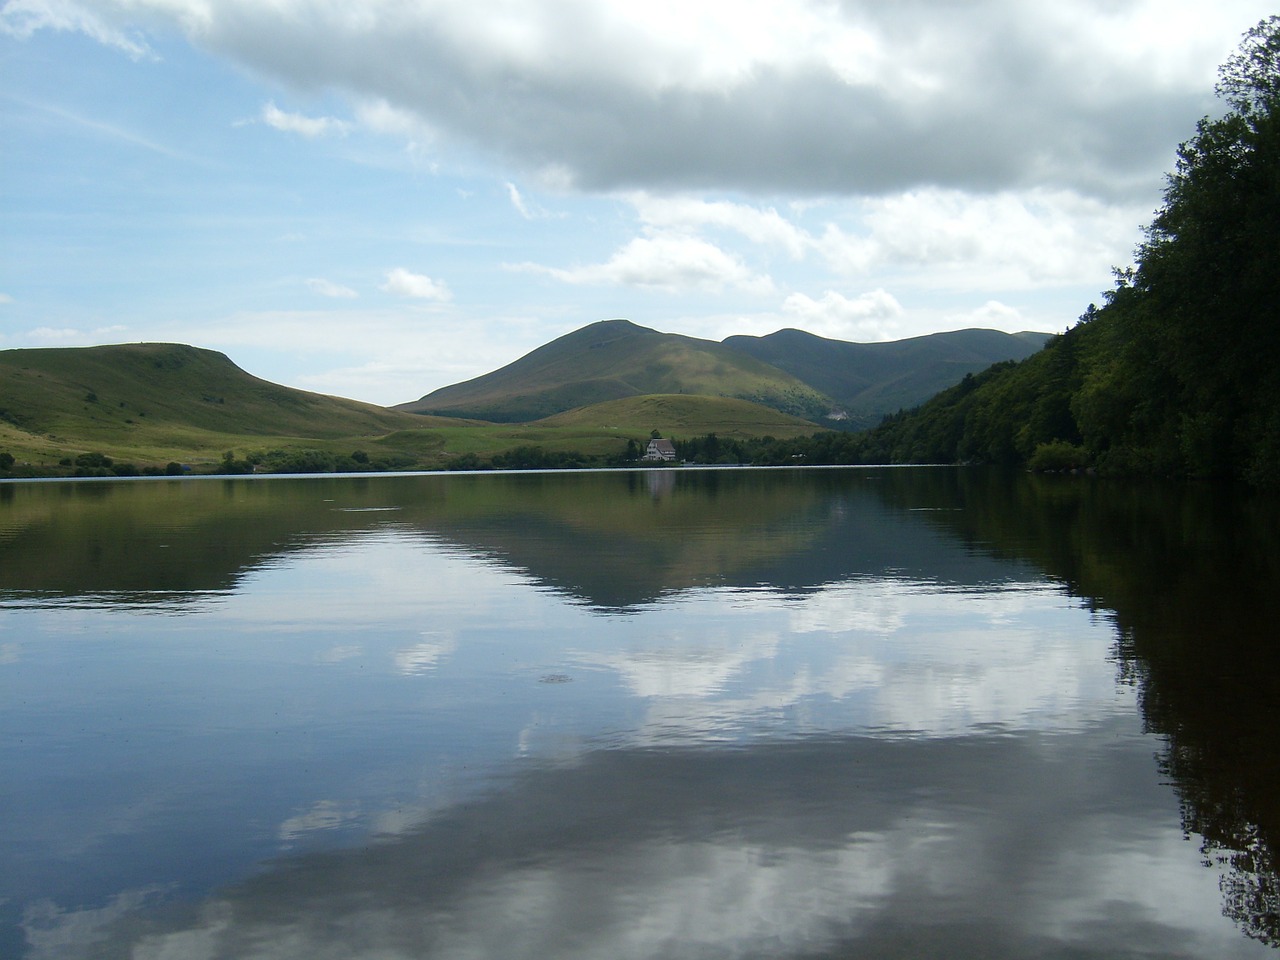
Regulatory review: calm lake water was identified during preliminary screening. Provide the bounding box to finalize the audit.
[3,466,1279,959]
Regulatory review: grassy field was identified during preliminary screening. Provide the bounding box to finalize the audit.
[0,344,825,476]
[535,394,819,438]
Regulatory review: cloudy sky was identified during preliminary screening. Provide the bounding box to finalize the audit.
[1,1,1273,405]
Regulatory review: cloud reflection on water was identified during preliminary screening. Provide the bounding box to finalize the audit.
[30,733,1260,960]
[4,470,1274,958]
[568,578,1129,746]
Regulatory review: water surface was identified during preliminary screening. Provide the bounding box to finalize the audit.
[2,467,1278,958]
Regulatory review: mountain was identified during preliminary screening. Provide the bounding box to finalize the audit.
[0,342,429,461]
[395,319,834,423]
[397,318,1050,427]
[534,394,818,437]
[723,327,1051,428]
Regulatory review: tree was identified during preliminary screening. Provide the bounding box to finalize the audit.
[1216,16,1280,116]
[1126,15,1280,480]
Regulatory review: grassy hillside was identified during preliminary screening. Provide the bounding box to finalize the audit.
[0,342,820,475]
[0,342,438,467]
[395,319,834,422]
[723,327,1051,428]
[535,394,820,439]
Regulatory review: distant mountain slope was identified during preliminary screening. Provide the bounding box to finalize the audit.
[395,319,833,423]
[534,394,819,439]
[397,319,1052,429]
[0,342,427,451]
[722,328,1052,428]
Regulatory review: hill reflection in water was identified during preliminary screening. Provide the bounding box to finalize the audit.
[2,467,1277,958]
[0,468,1039,609]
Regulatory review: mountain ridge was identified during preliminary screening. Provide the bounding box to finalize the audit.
[398,319,1052,428]
[0,323,1053,474]
[395,319,836,423]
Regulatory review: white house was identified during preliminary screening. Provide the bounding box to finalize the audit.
[643,438,677,461]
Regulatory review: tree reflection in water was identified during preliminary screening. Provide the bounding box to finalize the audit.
[4,467,1280,952]
[903,470,1280,945]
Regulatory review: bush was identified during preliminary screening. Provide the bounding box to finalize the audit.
[1028,440,1089,472]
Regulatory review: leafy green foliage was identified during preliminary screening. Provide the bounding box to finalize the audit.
[1027,440,1089,473]
[848,17,1280,486]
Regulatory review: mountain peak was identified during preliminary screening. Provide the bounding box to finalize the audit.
[395,319,1051,427]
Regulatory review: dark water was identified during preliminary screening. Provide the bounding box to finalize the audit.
[2,467,1279,958]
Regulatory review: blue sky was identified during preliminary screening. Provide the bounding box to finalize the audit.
[2,1,1274,406]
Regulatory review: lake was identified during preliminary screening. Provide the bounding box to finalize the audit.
[2,466,1279,958]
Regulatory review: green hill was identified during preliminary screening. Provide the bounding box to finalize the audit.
[0,342,432,465]
[396,318,1051,430]
[535,393,819,439]
[723,328,1051,429]
[394,319,834,422]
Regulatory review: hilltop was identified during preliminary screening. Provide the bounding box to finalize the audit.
[724,327,1050,429]
[0,342,435,470]
[395,319,834,423]
[0,326,1053,477]
[397,319,1049,428]
[0,341,813,475]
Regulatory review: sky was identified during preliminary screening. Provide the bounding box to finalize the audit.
[1,1,1275,406]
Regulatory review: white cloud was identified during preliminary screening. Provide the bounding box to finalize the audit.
[943,300,1030,331]
[519,234,775,295]
[506,181,533,219]
[503,181,564,220]
[380,267,451,301]
[780,289,905,340]
[12,1,1264,195]
[261,101,349,138]
[0,293,13,304]
[3,0,1269,405]
[42,1,1271,195]
[278,799,360,842]
[354,99,432,138]
[628,193,810,258]
[580,628,782,700]
[305,277,358,299]
[122,307,541,405]
[393,634,457,675]
[0,0,152,59]
[614,189,1141,302]
[20,886,172,960]
[816,189,1146,290]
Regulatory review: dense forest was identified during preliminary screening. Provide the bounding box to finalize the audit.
[810,18,1280,486]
